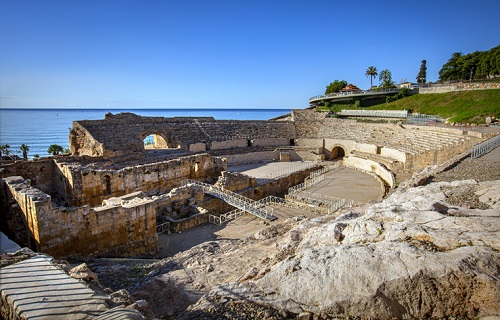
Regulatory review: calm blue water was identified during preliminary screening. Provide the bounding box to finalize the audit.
[0,108,291,158]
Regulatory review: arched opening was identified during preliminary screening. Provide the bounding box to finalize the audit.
[143,133,180,150]
[103,175,112,195]
[330,146,346,160]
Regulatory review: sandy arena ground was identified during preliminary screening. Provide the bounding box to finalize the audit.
[155,161,384,258]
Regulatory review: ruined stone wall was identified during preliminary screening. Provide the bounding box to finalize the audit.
[292,109,327,138]
[293,109,484,173]
[2,176,159,258]
[166,212,209,233]
[59,154,226,207]
[70,113,296,158]
[0,158,56,195]
[1,177,210,258]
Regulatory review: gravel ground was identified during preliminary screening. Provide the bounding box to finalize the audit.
[433,146,500,182]
[431,146,499,209]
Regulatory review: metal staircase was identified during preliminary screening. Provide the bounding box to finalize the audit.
[181,179,276,221]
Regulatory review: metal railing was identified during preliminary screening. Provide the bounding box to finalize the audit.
[156,222,170,234]
[209,208,246,225]
[470,134,500,158]
[288,175,325,194]
[287,164,340,194]
[309,88,400,101]
[336,109,408,118]
[255,162,317,184]
[182,179,275,221]
[208,195,307,225]
[285,191,356,214]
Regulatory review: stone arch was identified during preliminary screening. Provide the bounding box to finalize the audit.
[330,145,346,160]
[142,132,180,150]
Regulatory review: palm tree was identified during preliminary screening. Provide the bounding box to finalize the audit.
[451,52,463,61]
[1,144,11,156]
[365,66,378,88]
[20,144,29,159]
[379,69,393,88]
[47,144,64,155]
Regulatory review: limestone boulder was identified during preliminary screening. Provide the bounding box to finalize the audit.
[475,180,500,209]
[69,263,100,283]
[185,180,500,318]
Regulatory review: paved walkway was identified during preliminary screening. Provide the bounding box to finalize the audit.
[303,166,384,203]
[228,161,316,178]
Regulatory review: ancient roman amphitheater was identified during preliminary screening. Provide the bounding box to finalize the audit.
[1,109,499,319]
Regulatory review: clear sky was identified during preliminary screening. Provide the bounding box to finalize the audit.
[1,0,499,109]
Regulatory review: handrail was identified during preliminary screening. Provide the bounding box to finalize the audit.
[470,134,500,158]
[337,110,408,118]
[309,88,400,101]
[156,222,170,234]
[256,162,318,184]
[182,179,276,221]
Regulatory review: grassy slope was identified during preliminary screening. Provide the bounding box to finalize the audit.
[369,89,500,123]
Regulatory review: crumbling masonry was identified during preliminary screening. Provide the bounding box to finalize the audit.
[0,110,490,258]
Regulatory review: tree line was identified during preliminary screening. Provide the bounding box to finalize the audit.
[325,60,428,95]
[0,144,66,159]
[438,45,500,82]
[324,44,500,95]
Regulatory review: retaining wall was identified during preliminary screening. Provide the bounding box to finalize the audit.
[343,156,395,188]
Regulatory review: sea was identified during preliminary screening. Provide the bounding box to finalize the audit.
[0,108,292,158]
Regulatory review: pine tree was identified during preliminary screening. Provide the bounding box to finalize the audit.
[416,60,427,85]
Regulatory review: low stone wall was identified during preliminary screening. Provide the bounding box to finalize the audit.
[343,156,395,189]
[419,82,500,94]
[211,139,248,150]
[164,212,209,233]
[252,138,290,148]
[419,86,457,94]
[223,151,278,165]
[380,147,407,162]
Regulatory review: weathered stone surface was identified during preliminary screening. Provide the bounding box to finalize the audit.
[69,263,100,283]
[215,171,256,192]
[183,180,500,319]
[0,255,109,320]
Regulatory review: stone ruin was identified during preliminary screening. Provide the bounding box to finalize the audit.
[0,109,493,259]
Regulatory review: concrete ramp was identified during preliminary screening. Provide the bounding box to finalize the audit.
[0,255,108,319]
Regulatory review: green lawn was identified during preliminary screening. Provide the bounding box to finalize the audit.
[317,89,500,124]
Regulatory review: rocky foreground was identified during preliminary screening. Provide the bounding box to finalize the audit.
[79,176,499,319]
[3,167,498,319]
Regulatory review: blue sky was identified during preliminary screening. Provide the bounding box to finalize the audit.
[1,0,499,109]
